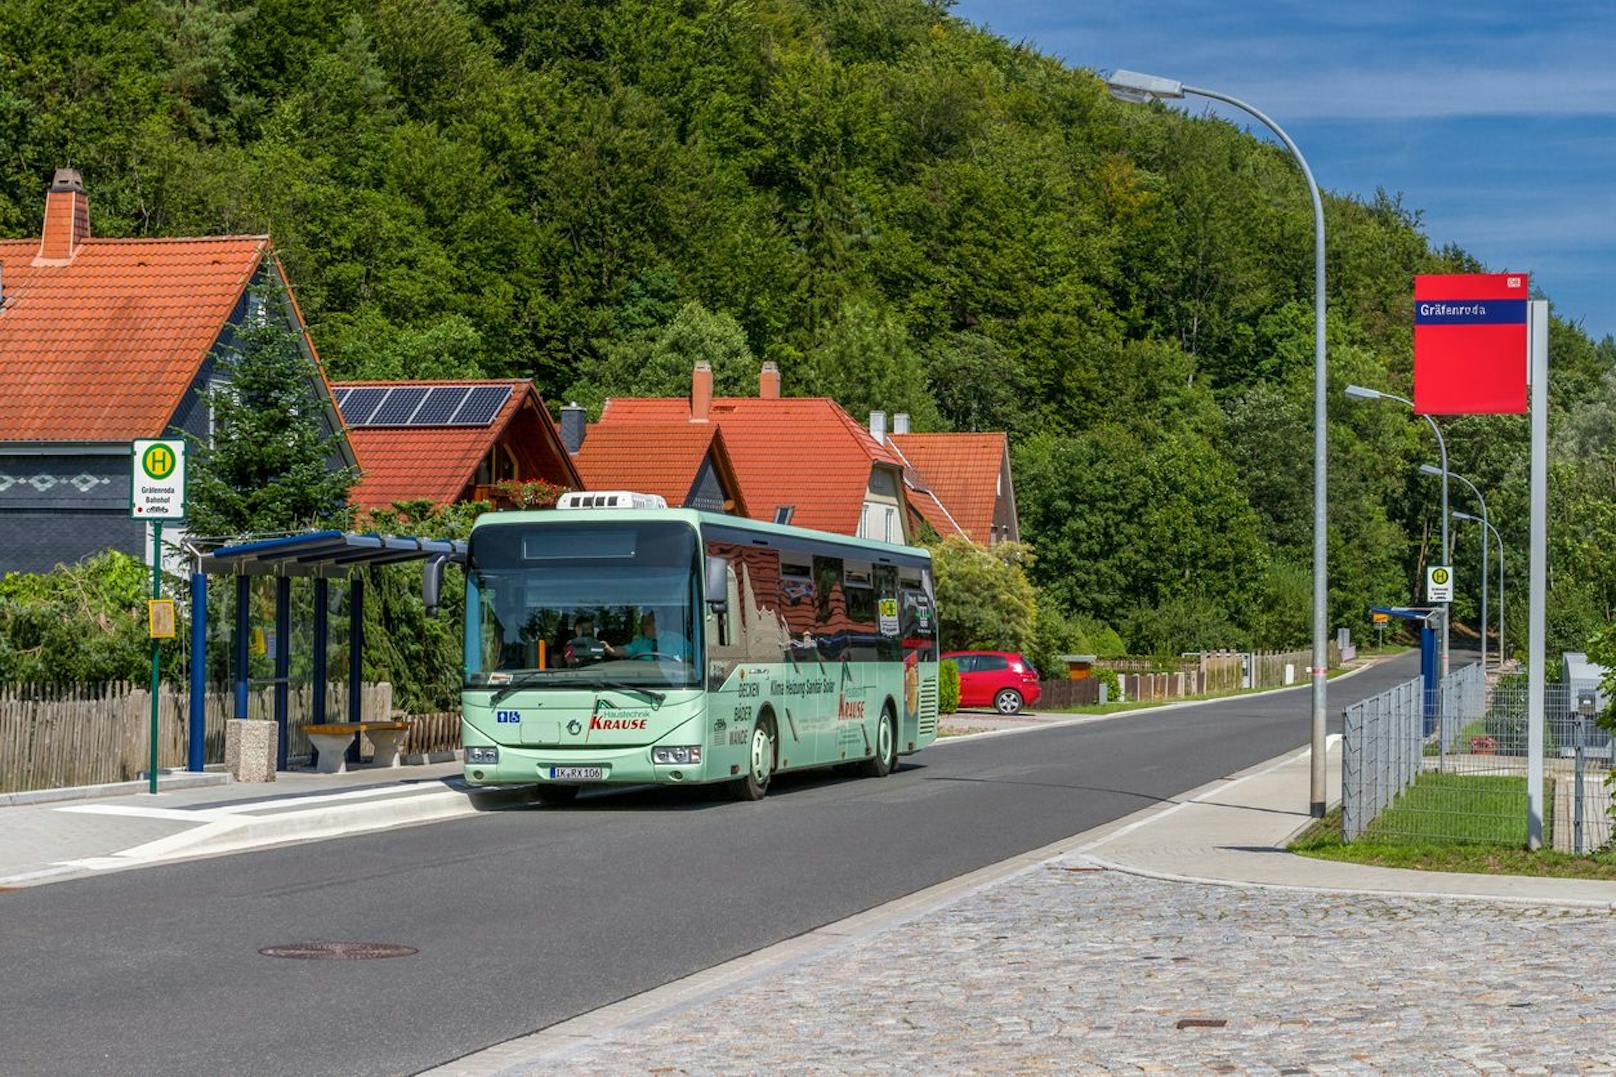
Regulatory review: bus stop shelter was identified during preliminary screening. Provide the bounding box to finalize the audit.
[191,531,465,771]
[1371,605,1444,732]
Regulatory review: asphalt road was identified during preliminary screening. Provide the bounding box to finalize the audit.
[0,651,1423,1076]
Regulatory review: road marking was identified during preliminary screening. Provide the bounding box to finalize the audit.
[57,804,235,822]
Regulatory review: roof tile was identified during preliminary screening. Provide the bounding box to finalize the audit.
[890,432,1007,543]
[0,237,268,441]
[599,397,898,534]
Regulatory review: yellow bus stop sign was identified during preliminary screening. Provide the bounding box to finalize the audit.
[148,598,176,639]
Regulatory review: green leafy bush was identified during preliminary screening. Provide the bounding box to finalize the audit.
[0,552,182,683]
[939,659,961,714]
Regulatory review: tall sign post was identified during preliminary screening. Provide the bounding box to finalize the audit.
[1414,272,1529,681]
[1412,272,1539,846]
[131,439,187,795]
[1525,301,1549,848]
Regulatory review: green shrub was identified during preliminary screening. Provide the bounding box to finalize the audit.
[939,659,961,714]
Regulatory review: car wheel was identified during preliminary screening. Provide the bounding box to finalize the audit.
[995,688,1024,715]
[533,784,580,805]
[858,705,898,778]
[729,713,775,801]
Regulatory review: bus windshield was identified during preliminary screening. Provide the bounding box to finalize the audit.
[465,519,701,689]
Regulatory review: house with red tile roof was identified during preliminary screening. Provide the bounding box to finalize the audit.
[0,170,354,574]
[887,427,1019,545]
[565,415,747,515]
[332,380,581,512]
[594,362,913,542]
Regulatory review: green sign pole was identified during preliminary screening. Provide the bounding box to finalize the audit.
[149,520,162,795]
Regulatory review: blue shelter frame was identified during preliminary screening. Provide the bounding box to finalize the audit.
[192,531,465,771]
[1371,606,1445,733]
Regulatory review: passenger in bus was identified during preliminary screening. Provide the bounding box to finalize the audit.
[564,616,607,665]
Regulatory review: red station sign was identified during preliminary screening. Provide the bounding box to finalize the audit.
[1413,273,1530,414]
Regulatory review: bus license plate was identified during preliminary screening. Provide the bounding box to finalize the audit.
[549,766,604,781]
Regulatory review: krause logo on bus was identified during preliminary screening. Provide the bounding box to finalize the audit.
[1413,273,1529,415]
[130,438,187,519]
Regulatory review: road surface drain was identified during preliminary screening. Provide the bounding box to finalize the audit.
[260,942,417,960]
[1175,1018,1227,1030]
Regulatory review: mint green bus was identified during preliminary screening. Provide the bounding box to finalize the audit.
[458,503,940,802]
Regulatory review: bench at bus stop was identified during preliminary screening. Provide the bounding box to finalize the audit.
[305,721,412,774]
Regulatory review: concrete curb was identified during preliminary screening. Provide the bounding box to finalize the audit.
[0,771,231,808]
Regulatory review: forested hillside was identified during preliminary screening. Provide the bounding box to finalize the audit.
[4,0,1613,657]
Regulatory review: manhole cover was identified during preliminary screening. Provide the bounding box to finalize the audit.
[259,942,417,960]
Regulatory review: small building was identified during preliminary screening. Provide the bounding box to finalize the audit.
[597,362,914,542]
[333,380,581,513]
[566,417,747,515]
[0,169,353,574]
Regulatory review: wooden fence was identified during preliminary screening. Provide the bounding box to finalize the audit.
[0,681,417,795]
[1042,645,1343,709]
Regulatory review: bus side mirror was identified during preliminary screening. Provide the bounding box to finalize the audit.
[705,555,730,613]
[422,555,448,616]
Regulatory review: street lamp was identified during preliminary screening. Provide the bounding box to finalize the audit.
[1453,509,1506,669]
[1424,465,1498,670]
[1345,385,1450,676]
[1105,69,1331,819]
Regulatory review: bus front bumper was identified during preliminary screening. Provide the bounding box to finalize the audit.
[463,743,716,787]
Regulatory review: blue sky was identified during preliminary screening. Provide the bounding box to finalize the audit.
[952,1,1616,342]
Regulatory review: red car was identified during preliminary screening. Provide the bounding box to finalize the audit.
[942,651,1041,715]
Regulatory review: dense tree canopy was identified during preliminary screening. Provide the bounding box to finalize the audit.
[4,0,1612,657]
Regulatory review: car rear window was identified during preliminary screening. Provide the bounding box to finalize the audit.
[976,655,1009,671]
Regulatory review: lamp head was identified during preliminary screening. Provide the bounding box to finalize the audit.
[1418,463,1444,478]
[1452,510,1479,523]
[1344,385,1383,401]
[1102,69,1186,104]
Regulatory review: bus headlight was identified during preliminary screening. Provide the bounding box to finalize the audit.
[652,746,701,765]
[466,746,500,764]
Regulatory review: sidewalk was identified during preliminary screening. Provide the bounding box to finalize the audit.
[441,737,1616,1074]
[0,761,523,887]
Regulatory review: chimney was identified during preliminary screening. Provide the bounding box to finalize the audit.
[560,401,587,454]
[691,361,713,422]
[869,410,887,444]
[759,361,781,399]
[893,412,910,435]
[36,168,89,264]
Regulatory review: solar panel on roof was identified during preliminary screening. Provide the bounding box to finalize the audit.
[450,385,512,425]
[368,386,430,425]
[340,387,387,425]
[333,387,352,409]
[412,386,473,426]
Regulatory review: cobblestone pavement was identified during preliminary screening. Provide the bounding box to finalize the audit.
[554,860,1616,1074]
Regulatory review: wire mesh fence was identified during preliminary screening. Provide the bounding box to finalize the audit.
[1342,664,1614,853]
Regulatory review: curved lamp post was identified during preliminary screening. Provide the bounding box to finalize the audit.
[1104,69,1331,818]
[1346,385,1450,677]
[1453,509,1505,669]
[1425,466,1497,670]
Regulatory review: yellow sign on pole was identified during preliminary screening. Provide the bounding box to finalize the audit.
[1372,612,1390,624]
[148,598,176,639]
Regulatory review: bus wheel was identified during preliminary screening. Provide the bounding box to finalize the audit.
[730,714,775,801]
[859,705,898,778]
[533,784,580,806]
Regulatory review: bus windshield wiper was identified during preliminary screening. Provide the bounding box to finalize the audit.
[592,680,665,706]
[486,672,554,707]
